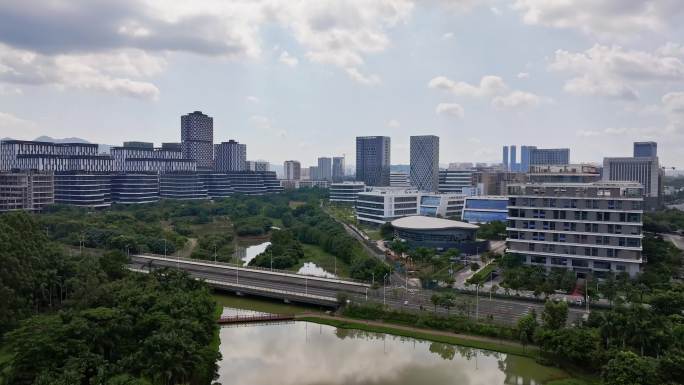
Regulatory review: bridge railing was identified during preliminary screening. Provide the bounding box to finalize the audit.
[135,252,370,286]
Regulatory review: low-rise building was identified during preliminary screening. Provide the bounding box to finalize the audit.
[506,181,644,278]
[330,182,365,203]
[391,216,486,253]
[527,164,601,184]
[159,172,209,200]
[0,170,54,211]
[54,172,112,208]
[355,189,466,225]
[111,173,159,205]
[462,196,508,223]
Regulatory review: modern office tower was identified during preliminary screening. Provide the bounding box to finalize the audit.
[284,160,301,180]
[390,172,410,187]
[247,160,270,172]
[521,145,532,173]
[356,136,391,186]
[111,174,160,205]
[506,181,645,278]
[214,140,246,172]
[634,142,657,158]
[159,172,209,200]
[528,164,601,183]
[332,156,345,182]
[438,170,475,194]
[0,171,54,211]
[503,146,509,171]
[317,157,333,181]
[603,156,663,210]
[197,172,234,198]
[461,196,508,223]
[54,172,112,208]
[510,145,517,172]
[329,182,365,203]
[410,135,440,192]
[309,166,319,180]
[529,148,570,166]
[181,111,214,170]
[0,140,114,172]
[110,142,196,173]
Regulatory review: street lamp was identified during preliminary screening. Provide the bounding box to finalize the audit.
[383,273,388,306]
[164,239,167,257]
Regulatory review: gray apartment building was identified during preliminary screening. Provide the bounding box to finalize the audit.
[506,181,644,277]
[603,142,662,210]
[410,135,439,192]
[284,160,301,180]
[181,111,214,170]
[0,170,54,211]
[332,156,345,182]
[214,140,246,172]
[317,157,332,181]
[356,136,391,187]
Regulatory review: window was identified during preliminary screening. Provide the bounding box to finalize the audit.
[531,256,546,264]
[551,258,567,265]
[615,264,626,271]
[572,259,589,267]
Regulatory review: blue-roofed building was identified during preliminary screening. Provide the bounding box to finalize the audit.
[461,196,508,223]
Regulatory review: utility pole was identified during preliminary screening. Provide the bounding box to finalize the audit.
[383,273,388,306]
[164,239,167,256]
[214,244,217,263]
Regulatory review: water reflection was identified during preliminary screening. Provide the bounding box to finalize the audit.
[296,262,336,278]
[218,321,565,385]
[233,241,271,266]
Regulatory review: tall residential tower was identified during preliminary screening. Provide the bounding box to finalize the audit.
[181,111,214,170]
[356,136,391,187]
[410,135,439,192]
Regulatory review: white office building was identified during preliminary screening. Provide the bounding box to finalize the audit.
[330,182,366,203]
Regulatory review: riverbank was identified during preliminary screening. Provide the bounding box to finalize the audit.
[297,314,536,358]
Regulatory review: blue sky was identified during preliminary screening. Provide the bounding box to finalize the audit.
[1,0,683,168]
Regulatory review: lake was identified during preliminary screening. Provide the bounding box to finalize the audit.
[217,320,567,385]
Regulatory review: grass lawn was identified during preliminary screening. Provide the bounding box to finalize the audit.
[188,216,233,237]
[325,203,357,224]
[291,244,351,277]
[358,224,383,241]
[213,292,325,315]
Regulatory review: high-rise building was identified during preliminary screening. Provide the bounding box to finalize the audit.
[438,170,475,194]
[603,156,662,210]
[510,145,517,172]
[410,135,439,192]
[332,156,345,182]
[634,142,657,158]
[309,166,319,180]
[214,140,246,172]
[181,111,214,170]
[502,146,509,171]
[506,181,644,277]
[356,136,391,186]
[284,160,301,180]
[317,157,332,181]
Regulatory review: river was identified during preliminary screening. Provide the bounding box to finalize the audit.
[217,319,567,385]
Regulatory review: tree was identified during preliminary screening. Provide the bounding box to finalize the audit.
[430,294,440,313]
[602,351,659,385]
[439,294,456,316]
[517,312,538,350]
[541,300,568,330]
[379,222,394,240]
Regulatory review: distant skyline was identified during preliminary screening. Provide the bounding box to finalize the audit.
[1,1,683,168]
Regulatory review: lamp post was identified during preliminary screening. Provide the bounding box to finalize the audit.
[163,239,167,257]
[214,244,217,263]
[383,273,388,306]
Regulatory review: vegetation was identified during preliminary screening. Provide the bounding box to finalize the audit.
[644,209,684,233]
[476,221,507,240]
[0,211,219,385]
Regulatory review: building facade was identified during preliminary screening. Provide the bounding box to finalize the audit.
[438,170,475,194]
[355,189,466,225]
[247,160,270,172]
[356,136,391,186]
[503,145,570,172]
[181,111,214,170]
[0,170,54,211]
[528,164,601,184]
[410,135,439,192]
[390,172,410,187]
[506,182,644,277]
[110,142,196,173]
[317,157,332,181]
[462,196,508,223]
[1,140,114,172]
[634,142,657,158]
[111,173,160,205]
[54,172,112,208]
[602,157,662,209]
[284,160,301,180]
[160,172,209,200]
[214,140,246,172]
[329,182,365,203]
[391,216,484,253]
[332,156,345,182]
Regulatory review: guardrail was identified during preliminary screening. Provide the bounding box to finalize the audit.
[133,253,370,287]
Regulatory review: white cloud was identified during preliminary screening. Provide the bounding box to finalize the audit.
[0,111,40,137]
[386,119,401,128]
[246,96,260,103]
[0,44,161,100]
[657,43,684,58]
[517,72,530,79]
[278,51,299,67]
[345,68,380,85]
[663,92,684,132]
[435,103,464,118]
[442,32,455,40]
[428,75,507,97]
[489,6,501,15]
[512,0,684,39]
[248,115,274,130]
[491,90,542,110]
[549,44,684,100]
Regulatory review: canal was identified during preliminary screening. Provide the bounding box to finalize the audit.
[217,317,568,385]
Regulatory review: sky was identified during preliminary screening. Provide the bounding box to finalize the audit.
[1,0,683,169]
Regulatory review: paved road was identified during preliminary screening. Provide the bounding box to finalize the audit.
[663,233,684,250]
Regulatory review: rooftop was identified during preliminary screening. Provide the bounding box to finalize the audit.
[391,215,479,230]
